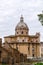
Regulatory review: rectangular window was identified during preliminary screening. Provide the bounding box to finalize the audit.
[0,51,1,58]
[32,54,34,57]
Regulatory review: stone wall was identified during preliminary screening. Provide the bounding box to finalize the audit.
[0,38,2,64]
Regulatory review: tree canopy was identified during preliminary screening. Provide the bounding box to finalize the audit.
[38,11,43,25]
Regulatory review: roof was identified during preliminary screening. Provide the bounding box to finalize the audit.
[3,42,20,53]
[15,15,29,30]
[4,35,39,38]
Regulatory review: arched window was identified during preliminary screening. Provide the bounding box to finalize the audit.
[17,32,18,34]
[21,31,23,34]
[26,32,28,34]
[22,40,24,42]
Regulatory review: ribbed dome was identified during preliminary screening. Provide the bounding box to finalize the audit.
[15,15,29,30]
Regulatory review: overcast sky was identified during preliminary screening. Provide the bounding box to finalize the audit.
[0,0,43,42]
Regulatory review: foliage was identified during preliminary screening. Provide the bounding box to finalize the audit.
[38,12,43,25]
[34,63,43,65]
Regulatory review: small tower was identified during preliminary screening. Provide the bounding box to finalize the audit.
[15,15,29,35]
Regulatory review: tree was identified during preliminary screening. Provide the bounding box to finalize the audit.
[34,63,43,65]
[38,11,43,25]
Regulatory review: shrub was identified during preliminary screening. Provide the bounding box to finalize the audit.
[34,63,43,65]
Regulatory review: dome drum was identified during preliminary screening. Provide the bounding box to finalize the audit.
[15,15,29,35]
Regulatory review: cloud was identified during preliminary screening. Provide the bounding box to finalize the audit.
[0,0,43,42]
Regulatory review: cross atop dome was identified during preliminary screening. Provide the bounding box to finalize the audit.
[20,15,24,22]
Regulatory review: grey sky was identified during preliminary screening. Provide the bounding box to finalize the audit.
[0,0,43,42]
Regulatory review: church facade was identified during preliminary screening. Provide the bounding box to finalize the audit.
[4,15,41,58]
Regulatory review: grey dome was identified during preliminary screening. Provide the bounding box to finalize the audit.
[15,15,29,30]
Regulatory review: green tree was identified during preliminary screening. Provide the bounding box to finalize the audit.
[34,63,43,65]
[38,11,43,25]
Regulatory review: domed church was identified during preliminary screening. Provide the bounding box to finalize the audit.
[4,15,41,58]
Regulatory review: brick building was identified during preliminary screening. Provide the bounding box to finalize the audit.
[0,15,43,65]
[4,15,41,58]
[0,39,27,65]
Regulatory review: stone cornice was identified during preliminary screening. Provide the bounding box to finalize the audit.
[4,35,38,38]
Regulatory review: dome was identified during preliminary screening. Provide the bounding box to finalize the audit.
[15,15,29,30]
